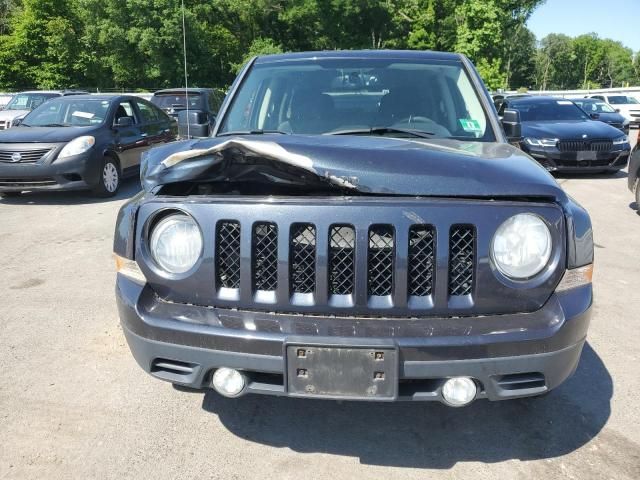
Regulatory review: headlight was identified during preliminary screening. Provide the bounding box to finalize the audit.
[612,135,628,146]
[150,214,203,274]
[58,136,95,159]
[491,213,552,279]
[524,137,558,147]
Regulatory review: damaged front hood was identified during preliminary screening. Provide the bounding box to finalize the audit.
[141,134,566,200]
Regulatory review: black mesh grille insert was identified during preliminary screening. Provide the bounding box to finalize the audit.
[448,225,475,296]
[368,226,394,296]
[408,225,435,296]
[253,223,278,291]
[329,226,355,295]
[216,221,241,288]
[290,224,316,294]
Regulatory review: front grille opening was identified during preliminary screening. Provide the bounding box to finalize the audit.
[329,225,355,295]
[368,225,394,296]
[151,358,196,376]
[448,225,475,296]
[216,221,241,289]
[253,222,278,291]
[246,371,284,387]
[290,224,316,294]
[408,225,435,296]
[496,372,546,391]
[399,378,442,396]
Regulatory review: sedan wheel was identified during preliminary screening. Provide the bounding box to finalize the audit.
[93,157,121,197]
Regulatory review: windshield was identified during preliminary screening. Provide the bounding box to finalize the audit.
[219,58,494,140]
[607,95,639,105]
[574,100,615,113]
[22,98,110,127]
[5,93,58,111]
[151,93,205,111]
[509,99,589,121]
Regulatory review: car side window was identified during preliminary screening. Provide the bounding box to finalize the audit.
[114,101,138,125]
[137,101,159,123]
[150,103,170,122]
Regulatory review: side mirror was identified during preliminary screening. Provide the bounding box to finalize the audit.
[589,113,600,120]
[177,110,209,138]
[115,116,133,127]
[615,108,620,113]
[501,109,522,143]
[12,118,22,127]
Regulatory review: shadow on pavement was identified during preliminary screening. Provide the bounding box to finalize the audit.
[0,177,141,206]
[200,342,611,468]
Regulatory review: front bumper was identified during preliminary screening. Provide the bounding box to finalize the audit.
[0,149,101,192]
[525,146,630,172]
[117,275,592,403]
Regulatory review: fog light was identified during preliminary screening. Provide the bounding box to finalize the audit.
[442,377,477,407]
[211,368,247,397]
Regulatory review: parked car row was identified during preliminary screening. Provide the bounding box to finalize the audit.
[0,87,225,197]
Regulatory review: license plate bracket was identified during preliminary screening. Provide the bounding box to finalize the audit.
[285,344,398,400]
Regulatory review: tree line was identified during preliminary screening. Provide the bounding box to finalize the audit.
[0,0,638,92]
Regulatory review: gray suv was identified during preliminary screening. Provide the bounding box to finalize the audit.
[114,50,593,407]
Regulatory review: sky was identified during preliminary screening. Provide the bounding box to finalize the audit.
[527,0,640,51]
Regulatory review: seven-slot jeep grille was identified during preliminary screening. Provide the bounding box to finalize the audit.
[214,222,476,303]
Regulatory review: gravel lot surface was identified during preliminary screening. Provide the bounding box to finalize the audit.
[1,133,639,479]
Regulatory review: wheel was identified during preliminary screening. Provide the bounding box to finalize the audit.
[635,179,640,211]
[0,191,22,198]
[92,156,121,197]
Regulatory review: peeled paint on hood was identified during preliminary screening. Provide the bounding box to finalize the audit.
[141,134,568,202]
[142,137,359,193]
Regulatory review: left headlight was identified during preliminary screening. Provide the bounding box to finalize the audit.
[491,213,552,279]
[612,135,628,146]
[58,136,95,159]
[150,213,203,274]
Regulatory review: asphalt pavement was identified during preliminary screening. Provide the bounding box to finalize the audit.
[1,136,639,479]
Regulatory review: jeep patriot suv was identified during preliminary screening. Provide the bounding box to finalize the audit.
[114,50,593,406]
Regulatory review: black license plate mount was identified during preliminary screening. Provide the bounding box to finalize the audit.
[285,344,398,400]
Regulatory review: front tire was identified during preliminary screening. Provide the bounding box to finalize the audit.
[92,156,121,197]
[635,179,640,212]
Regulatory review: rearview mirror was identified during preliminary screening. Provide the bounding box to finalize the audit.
[501,109,522,143]
[115,116,133,127]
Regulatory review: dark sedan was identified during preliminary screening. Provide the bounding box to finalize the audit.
[500,96,631,173]
[0,95,176,197]
[572,97,629,135]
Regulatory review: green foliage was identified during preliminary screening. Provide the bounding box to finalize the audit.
[0,0,637,92]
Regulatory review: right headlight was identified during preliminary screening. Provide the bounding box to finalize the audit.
[150,213,203,274]
[491,213,552,279]
[524,137,558,147]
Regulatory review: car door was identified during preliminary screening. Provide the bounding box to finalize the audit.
[134,99,174,148]
[112,100,146,172]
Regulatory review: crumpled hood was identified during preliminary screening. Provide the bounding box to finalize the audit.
[0,109,29,122]
[141,134,567,201]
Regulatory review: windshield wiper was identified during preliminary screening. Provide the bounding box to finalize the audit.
[40,123,69,127]
[328,127,435,138]
[217,129,289,137]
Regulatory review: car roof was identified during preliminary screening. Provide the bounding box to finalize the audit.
[38,94,142,102]
[254,49,463,64]
[153,88,213,95]
[507,95,568,105]
[18,89,88,95]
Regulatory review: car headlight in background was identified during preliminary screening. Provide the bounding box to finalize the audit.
[524,137,558,148]
[58,136,95,159]
[612,135,628,146]
[150,213,203,274]
[491,213,552,279]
